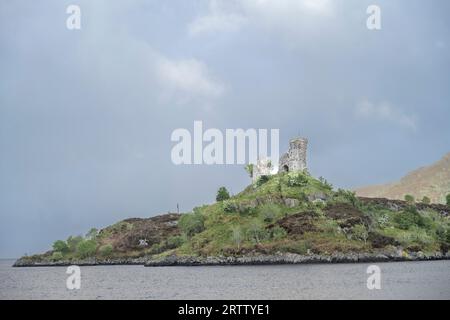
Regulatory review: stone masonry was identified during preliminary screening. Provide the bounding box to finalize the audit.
[252,137,308,182]
[278,137,308,173]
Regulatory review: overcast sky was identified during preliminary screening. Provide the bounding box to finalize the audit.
[1,0,449,258]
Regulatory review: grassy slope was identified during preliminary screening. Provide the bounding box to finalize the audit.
[19,172,450,263]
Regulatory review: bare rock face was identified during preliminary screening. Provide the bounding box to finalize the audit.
[283,198,300,208]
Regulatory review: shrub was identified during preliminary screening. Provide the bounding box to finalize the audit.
[51,251,63,261]
[407,227,434,247]
[166,235,185,248]
[351,224,369,244]
[255,175,269,187]
[404,194,415,203]
[149,243,163,254]
[110,221,133,233]
[287,172,308,187]
[245,164,254,178]
[332,189,358,206]
[246,219,269,244]
[446,194,450,206]
[394,207,424,230]
[318,176,333,191]
[99,244,113,257]
[222,200,239,213]
[231,226,243,250]
[178,212,205,237]
[377,214,389,228]
[280,240,312,255]
[271,226,287,240]
[421,196,431,204]
[66,235,84,252]
[320,220,340,235]
[216,187,230,202]
[259,204,282,222]
[52,240,69,254]
[76,239,97,258]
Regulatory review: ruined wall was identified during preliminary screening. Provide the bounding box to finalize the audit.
[252,158,273,183]
[278,138,308,173]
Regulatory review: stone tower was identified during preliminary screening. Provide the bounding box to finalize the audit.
[278,137,308,173]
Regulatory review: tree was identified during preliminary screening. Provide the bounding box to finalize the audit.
[76,239,97,258]
[394,206,424,230]
[51,251,64,261]
[352,224,369,244]
[446,194,450,206]
[52,240,69,254]
[86,228,98,240]
[216,186,230,202]
[178,212,205,237]
[99,244,113,257]
[404,194,415,203]
[421,196,431,205]
[67,235,84,252]
[245,164,254,178]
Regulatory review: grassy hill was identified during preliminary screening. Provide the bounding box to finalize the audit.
[355,153,450,204]
[16,171,450,265]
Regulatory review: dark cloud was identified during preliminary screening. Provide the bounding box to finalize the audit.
[1,0,449,257]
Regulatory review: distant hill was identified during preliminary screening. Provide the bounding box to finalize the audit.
[355,153,450,204]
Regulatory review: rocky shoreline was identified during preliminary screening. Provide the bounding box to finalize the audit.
[144,252,450,266]
[13,251,450,267]
[12,257,148,267]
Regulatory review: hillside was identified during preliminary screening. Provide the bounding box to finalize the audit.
[355,153,450,204]
[14,171,450,266]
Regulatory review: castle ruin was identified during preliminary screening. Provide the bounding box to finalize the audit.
[278,137,308,173]
[252,158,273,183]
[252,137,308,182]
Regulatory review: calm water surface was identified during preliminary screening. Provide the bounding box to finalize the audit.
[1,259,449,299]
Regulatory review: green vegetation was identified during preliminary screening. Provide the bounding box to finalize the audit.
[76,239,97,258]
[404,194,415,203]
[51,251,63,261]
[245,164,254,178]
[52,240,69,254]
[86,228,98,240]
[351,224,369,244]
[67,235,83,252]
[166,235,185,248]
[178,211,205,237]
[255,175,270,187]
[216,187,230,202]
[393,206,425,230]
[23,171,450,263]
[446,194,450,206]
[99,244,113,257]
[421,196,431,204]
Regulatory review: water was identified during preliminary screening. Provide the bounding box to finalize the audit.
[0,259,449,299]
